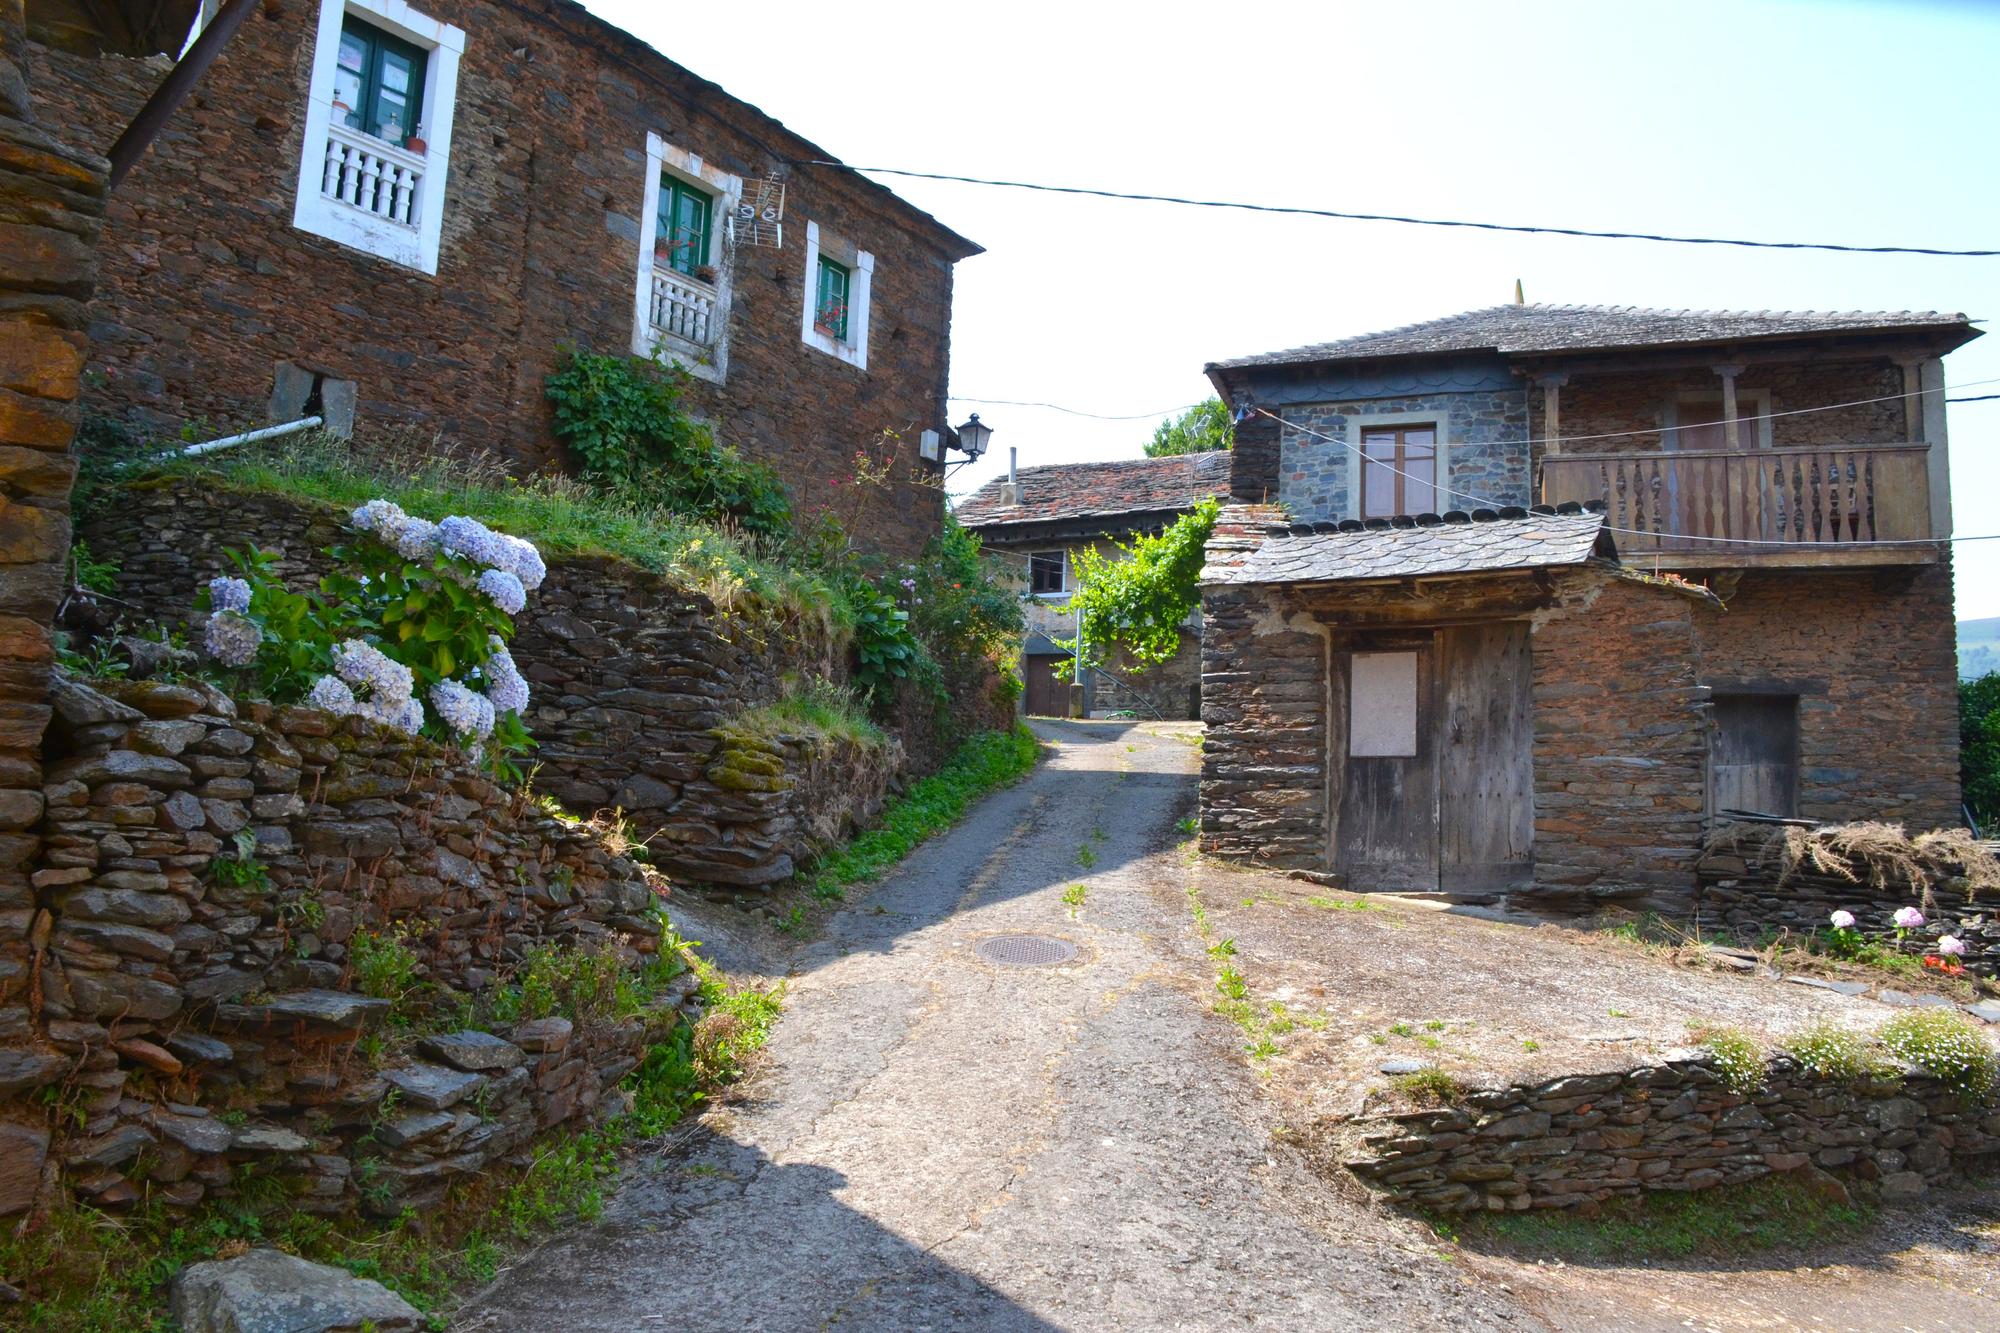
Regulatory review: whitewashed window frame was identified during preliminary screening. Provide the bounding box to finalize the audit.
[800,219,873,371]
[631,133,743,385]
[290,0,464,275]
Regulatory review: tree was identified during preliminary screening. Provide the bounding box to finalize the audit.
[1144,398,1233,457]
[1962,672,2000,830]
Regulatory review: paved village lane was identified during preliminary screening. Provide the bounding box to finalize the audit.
[454,719,1523,1331]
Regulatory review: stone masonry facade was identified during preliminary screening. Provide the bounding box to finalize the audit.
[32,0,978,558]
[1278,389,1531,522]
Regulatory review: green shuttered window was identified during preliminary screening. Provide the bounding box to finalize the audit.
[657,177,713,276]
[334,17,427,148]
[814,257,851,340]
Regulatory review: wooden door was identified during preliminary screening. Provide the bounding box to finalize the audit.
[1437,622,1534,893]
[1024,654,1067,717]
[1334,639,1439,892]
[1710,693,1799,818]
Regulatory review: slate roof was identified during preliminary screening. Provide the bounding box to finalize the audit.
[1207,304,1977,372]
[1206,504,1614,587]
[954,451,1233,530]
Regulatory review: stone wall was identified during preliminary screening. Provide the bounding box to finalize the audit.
[1277,390,1532,522]
[1340,1050,1998,1213]
[0,0,106,1216]
[32,0,973,558]
[14,673,699,1218]
[83,477,913,887]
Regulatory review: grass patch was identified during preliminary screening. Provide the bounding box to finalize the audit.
[3,959,782,1331]
[121,429,845,634]
[806,725,1040,899]
[1434,1173,1875,1261]
[1391,1067,1462,1106]
[1306,895,1379,912]
[726,676,883,748]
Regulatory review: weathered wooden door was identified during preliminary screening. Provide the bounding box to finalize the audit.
[1437,622,1535,892]
[1333,624,1533,895]
[1024,654,1067,717]
[1710,693,1800,818]
[1334,639,1439,892]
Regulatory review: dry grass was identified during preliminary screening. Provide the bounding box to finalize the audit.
[1705,820,2000,908]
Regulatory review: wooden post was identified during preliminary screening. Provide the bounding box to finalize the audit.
[1895,357,1924,443]
[1538,373,1568,452]
[1713,363,1744,450]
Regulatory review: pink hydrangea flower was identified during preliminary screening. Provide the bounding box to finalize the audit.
[1829,910,1856,930]
[1936,935,1968,957]
[1893,906,1926,929]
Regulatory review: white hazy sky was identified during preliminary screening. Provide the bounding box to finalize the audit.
[583,0,2000,617]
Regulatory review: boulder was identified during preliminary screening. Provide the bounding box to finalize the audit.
[170,1248,422,1332]
[383,1062,484,1111]
[417,1030,525,1073]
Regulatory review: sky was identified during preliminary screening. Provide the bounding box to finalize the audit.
[584,0,2000,618]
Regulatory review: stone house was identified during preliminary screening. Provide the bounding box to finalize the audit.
[956,450,1231,719]
[1197,304,1976,905]
[27,0,981,556]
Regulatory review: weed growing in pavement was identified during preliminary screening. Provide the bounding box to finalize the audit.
[1076,844,1098,869]
[1306,895,1379,912]
[1215,963,1249,1002]
[1175,815,1199,835]
[1391,1068,1463,1106]
[1520,1038,1541,1053]
[775,904,809,936]
[1693,1023,1766,1094]
[1062,883,1088,918]
[1205,937,1237,959]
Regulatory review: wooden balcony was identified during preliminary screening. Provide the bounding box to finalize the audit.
[1542,443,1938,567]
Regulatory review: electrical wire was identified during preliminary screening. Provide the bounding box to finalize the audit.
[1255,408,1999,549]
[946,395,1207,421]
[797,160,1999,258]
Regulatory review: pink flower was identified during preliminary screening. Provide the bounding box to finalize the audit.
[1893,906,1926,929]
[1937,935,1968,957]
[1829,909,1856,930]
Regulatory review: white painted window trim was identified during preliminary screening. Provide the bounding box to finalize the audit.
[631,133,742,385]
[290,0,463,275]
[1028,548,1069,600]
[800,219,873,370]
[1342,411,1450,521]
[1665,389,1774,450]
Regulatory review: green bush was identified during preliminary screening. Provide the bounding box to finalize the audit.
[1786,1022,1891,1083]
[1062,498,1218,669]
[545,348,790,538]
[1694,1024,1766,1094]
[1879,1009,1999,1098]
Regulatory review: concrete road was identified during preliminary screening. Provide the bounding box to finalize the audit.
[455,720,1519,1331]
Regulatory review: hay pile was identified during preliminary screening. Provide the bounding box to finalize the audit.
[1701,821,2000,907]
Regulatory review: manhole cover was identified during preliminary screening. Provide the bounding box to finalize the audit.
[975,933,1079,968]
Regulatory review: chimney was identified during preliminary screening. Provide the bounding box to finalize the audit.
[1000,447,1019,505]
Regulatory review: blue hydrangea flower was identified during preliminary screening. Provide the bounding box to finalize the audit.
[332,639,414,706]
[476,568,527,615]
[479,639,530,713]
[386,514,440,562]
[203,612,261,667]
[305,675,357,714]
[498,534,547,592]
[351,499,406,532]
[429,678,495,738]
[437,515,507,568]
[207,576,252,615]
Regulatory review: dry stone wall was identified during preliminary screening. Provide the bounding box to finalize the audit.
[83,476,909,886]
[1343,1051,1998,1212]
[13,673,696,1218]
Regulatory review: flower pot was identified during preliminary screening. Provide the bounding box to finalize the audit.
[406,135,427,155]
[692,264,717,284]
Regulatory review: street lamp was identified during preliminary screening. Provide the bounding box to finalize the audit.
[954,412,993,460]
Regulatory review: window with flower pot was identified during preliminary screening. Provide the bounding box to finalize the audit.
[631,132,744,384]
[800,219,873,370]
[290,0,465,275]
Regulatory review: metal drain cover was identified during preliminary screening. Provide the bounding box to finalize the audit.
[975,933,1079,968]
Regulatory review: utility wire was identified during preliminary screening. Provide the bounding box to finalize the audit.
[1256,409,1998,550]
[799,160,1999,258]
[947,395,1206,421]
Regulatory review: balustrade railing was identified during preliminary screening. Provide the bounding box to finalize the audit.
[320,121,425,228]
[650,269,717,347]
[1542,444,1933,554]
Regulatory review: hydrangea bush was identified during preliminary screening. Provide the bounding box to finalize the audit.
[194,499,543,767]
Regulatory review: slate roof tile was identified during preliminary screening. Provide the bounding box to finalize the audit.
[1206,506,1613,586]
[955,451,1232,529]
[1207,304,1976,372]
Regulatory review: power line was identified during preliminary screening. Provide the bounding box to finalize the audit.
[947,395,1206,422]
[800,160,2000,258]
[1256,409,1994,550]
[1951,393,2000,403]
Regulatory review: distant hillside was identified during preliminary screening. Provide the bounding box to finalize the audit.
[1960,617,2000,680]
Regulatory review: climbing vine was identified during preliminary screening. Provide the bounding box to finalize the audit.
[1058,498,1218,668]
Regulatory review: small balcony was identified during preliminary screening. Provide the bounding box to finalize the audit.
[320,121,426,228]
[1541,443,1937,566]
[649,269,717,348]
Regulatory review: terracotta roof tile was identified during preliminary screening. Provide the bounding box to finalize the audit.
[955,451,1232,529]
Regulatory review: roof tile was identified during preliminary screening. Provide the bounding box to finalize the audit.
[955,451,1232,529]
[1205,507,1612,586]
